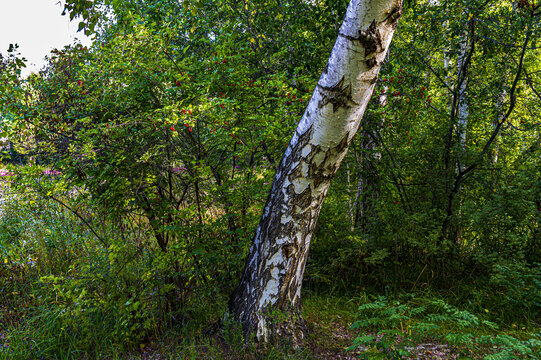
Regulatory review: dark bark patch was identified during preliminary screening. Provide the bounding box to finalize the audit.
[291,162,304,180]
[334,132,350,153]
[282,243,297,258]
[340,20,382,58]
[384,3,402,28]
[296,185,312,211]
[317,76,356,112]
[366,58,377,69]
[312,175,328,194]
[309,134,350,189]
[358,20,382,56]
[307,144,321,163]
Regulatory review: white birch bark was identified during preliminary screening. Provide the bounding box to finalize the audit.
[229,0,402,343]
[493,88,506,165]
[456,31,469,162]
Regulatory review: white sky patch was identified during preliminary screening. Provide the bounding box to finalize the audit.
[0,0,92,77]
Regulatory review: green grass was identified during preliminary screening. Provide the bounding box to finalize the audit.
[1,185,539,359]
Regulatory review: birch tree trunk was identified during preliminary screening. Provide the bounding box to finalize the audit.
[228,0,402,343]
[492,88,506,165]
[456,31,469,163]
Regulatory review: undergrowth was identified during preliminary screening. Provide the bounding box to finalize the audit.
[1,184,539,359]
[349,294,541,359]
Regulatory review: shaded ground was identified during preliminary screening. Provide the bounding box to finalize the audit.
[0,295,528,359]
[112,319,459,359]
[111,295,461,359]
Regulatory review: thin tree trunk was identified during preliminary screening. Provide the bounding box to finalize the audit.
[229,0,402,343]
[442,16,475,242]
[456,29,469,167]
[492,87,506,165]
[346,161,356,231]
[452,22,472,244]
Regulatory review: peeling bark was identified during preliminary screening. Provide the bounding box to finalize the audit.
[228,0,402,344]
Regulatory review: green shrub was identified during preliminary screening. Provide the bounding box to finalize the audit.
[349,294,541,359]
[489,261,541,321]
[0,190,224,359]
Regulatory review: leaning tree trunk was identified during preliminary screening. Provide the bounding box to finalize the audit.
[228,0,402,344]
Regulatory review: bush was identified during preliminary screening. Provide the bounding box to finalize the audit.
[0,187,226,359]
[489,261,541,322]
[348,294,541,359]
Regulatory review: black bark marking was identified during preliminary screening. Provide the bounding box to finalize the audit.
[366,58,377,69]
[317,76,356,112]
[334,131,350,153]
[384,4,402,28]
[297,186,312,210]
[291,162,304,180]
[282,244,297,258]
[309,134,350,190]
[340,20,382,59]
[307,144,320,163]
[359,20,382,56]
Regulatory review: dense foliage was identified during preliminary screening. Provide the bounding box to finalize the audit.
[1,0,539,358]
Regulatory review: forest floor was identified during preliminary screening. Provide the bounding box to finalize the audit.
[1,293,536,359]
[122,321,459,360]
[116,295,463,360]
